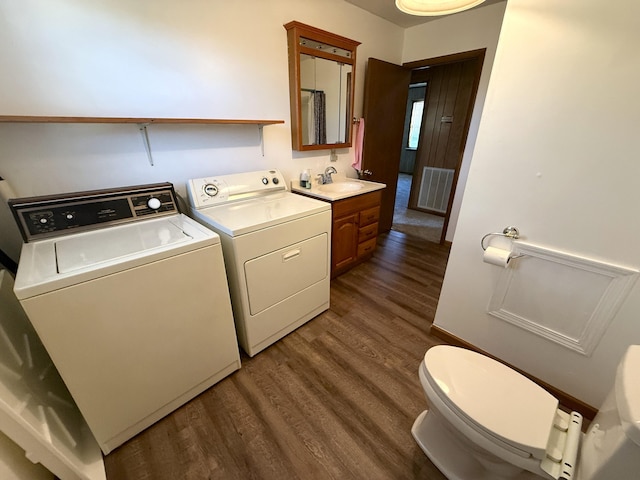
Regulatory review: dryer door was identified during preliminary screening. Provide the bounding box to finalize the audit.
[244,233,328,314]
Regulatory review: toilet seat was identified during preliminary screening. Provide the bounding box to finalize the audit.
[422,346,559,460]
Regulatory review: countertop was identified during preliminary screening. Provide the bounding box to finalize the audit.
[290,179,386,202]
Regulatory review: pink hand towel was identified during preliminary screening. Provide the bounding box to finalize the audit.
[352,118,365,172]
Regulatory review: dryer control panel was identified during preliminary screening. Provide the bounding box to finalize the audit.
[188,169,287,210]
[9,183,180,242]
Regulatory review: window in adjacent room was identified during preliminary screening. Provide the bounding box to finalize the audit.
[407,99,424,150]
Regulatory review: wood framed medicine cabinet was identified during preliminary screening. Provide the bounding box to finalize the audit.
[284,21,360,151]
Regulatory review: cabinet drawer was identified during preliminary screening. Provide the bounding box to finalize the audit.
[359,206,380,227]
[333,190,382,218]
[359,222,378,243]
[357,238,377,258]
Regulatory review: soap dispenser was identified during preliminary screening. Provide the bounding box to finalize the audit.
[300,169,311,189]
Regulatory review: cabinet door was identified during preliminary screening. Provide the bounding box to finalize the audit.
[332,213,359,270]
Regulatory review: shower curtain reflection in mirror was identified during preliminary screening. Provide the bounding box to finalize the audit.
[302,89,326,145]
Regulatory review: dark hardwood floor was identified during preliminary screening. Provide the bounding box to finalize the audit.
[104,231,450,480]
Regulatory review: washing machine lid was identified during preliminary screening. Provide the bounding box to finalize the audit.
[617,345,640,446]
[56,217,190,273]
[424,345,558,458]
[14,214,219,299]
[194,191,330,236]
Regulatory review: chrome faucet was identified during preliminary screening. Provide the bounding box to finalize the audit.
[317,166,338,184]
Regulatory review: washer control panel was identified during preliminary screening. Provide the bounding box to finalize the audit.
[9,183,179,242]
[188,169,287,209]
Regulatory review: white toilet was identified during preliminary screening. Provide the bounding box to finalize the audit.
[412,344,640,480]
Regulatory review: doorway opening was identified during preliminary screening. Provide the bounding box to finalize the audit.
[392,173,445,242]
[362,49,485,245]
[392,82,445,242]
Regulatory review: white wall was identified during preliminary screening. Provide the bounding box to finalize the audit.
[0,0,404,263]
[402,1,507,242]
[433,0,640,407]
[0,1,406,476]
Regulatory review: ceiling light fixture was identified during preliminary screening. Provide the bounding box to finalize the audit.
[395,0,486,16]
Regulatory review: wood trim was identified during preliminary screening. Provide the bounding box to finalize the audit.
[403,48,487,70]
[284,21,361,53]
[284,21,359,151]
[293,141,352,151]
[429,325,598,420]
[0,116,284,125]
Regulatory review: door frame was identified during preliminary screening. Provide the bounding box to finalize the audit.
[403,49,485,244]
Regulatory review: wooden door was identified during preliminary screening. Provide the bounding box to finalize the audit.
[409,56,483,219]
[361,58,411,233]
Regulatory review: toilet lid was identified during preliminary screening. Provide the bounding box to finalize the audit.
[617,345,640,446]
[424,346,558,458]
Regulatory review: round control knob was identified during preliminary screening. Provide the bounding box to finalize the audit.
[261,177,269,185]
[204,184,219,197]
[66,213,74,220]
[147,197,162,210]
[39,218,48,224]
[272,177,279,185]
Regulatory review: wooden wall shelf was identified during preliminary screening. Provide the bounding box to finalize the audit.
[0,116,284,125]
[0,116,285,165]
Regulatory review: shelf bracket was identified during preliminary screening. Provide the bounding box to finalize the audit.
[259,125,265,156]
[138,123,154,166]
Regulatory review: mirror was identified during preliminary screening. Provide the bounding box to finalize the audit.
[284,21,360,151]
[300,54,353,145]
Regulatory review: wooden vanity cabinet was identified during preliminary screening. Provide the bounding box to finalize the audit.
[331,190,381,277]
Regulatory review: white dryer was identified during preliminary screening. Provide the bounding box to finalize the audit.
[10,183,240,454]
[187,169,331,357]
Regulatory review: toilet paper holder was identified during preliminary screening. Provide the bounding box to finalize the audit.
[481,226,521,251]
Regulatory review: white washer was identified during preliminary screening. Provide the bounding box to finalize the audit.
[0,269,105,480]
[10,183,240,455]
[187,169,331,357]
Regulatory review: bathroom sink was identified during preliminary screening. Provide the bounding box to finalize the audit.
[291,178,385,201]
[318,181,365,193]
